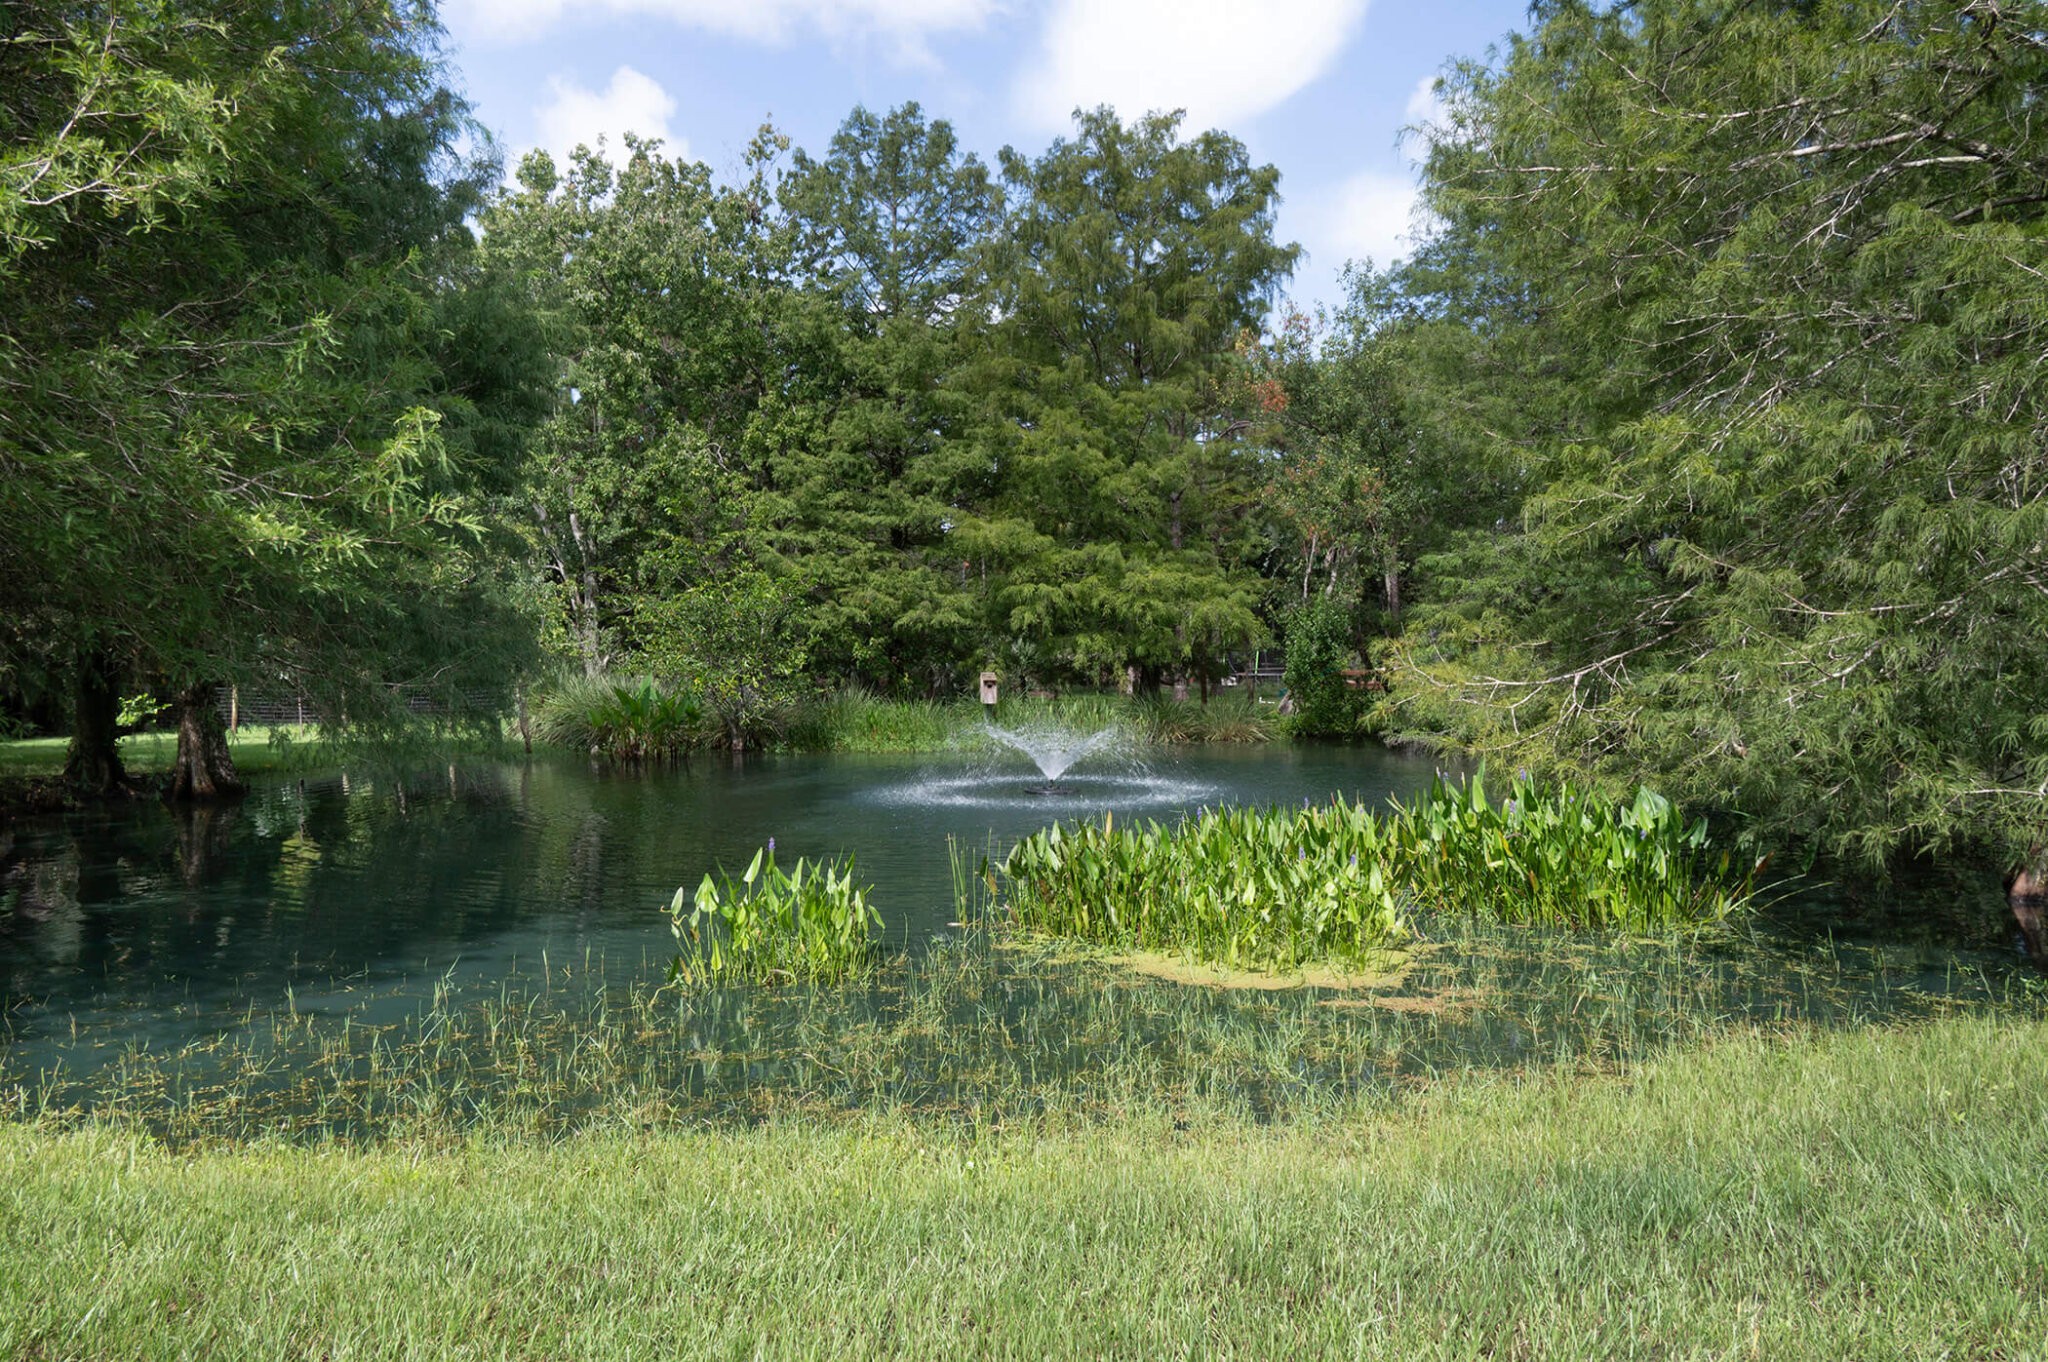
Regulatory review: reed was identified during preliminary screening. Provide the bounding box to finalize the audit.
[1001,769,1758,971]
[782,689,960,752]
[532,673,702,760]
[668,843,883,985]
[6,922,2035,1146]
[1129,692,1276,744]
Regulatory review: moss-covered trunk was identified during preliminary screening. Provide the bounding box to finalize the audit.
[168,683,245,802]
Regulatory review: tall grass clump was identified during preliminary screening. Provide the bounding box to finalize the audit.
[784,689,961,752]
[1002,770,1755,971]
[1129,692,1276,744]
[667,843,883,984]
[534,674,701,760]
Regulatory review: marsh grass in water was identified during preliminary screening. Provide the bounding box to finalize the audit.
[669,844,882,985]
[5,921,2033,1146]
[533,673,703,760]
[1002,770,1757,973]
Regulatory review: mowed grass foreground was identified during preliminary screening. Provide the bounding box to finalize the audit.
[3,1016,2042,1359]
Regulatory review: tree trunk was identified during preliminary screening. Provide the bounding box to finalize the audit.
[567,507,605,678]
[168,683,246,802]
[2009,857,2047,968]
[1384,565,1402,623]
[63,650,127,796]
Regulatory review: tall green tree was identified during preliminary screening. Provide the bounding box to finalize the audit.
[1386,0,2048,952]
[2,0,543,796]
[962,109,1296,690]
[480,139,761,678]
[758,103,1000,694]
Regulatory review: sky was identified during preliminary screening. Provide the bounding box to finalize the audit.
[439,0,1532,312]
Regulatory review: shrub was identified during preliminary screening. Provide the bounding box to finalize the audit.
[1282,596,1369,736]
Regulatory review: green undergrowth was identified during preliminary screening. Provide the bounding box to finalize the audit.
[528,677,1290,757]
[8,688,1290,783]
[789,689,1287,752]
[1001,771,1758,973]
[2,1014,2043,1358]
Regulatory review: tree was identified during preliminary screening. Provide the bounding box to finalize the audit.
[1242,278,1429,628]
[961,109,1296,689]
[1385,0,2048,952]
[760,104,1000,694]
[479,137,766,679]
[2,0,544,797]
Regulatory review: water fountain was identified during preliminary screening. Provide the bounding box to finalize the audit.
[981,722,1120,789]
[867,719,1217,812]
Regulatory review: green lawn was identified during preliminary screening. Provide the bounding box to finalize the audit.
[0,724,325,780]
[3,1015,2041,1359]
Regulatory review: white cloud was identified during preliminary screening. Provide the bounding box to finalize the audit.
[452,0,998,54]
[1403,73,1445,126]
[1400,73,1449,156]
[533,66,683,164]
[1314,166,1421,273]
[1014,0,1369,134]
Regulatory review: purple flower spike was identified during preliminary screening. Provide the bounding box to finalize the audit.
[768,837,776,853]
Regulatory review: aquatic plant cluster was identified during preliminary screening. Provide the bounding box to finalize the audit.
[668,844,881,984]
[533,675,702,760]
[1001,772,1756,971]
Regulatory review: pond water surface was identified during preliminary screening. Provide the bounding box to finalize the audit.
[0,746,1431,1060]
[1,744,2036,1135]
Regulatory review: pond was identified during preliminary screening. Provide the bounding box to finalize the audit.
[0,745,1431,1057]
[0,742,2036,1137]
